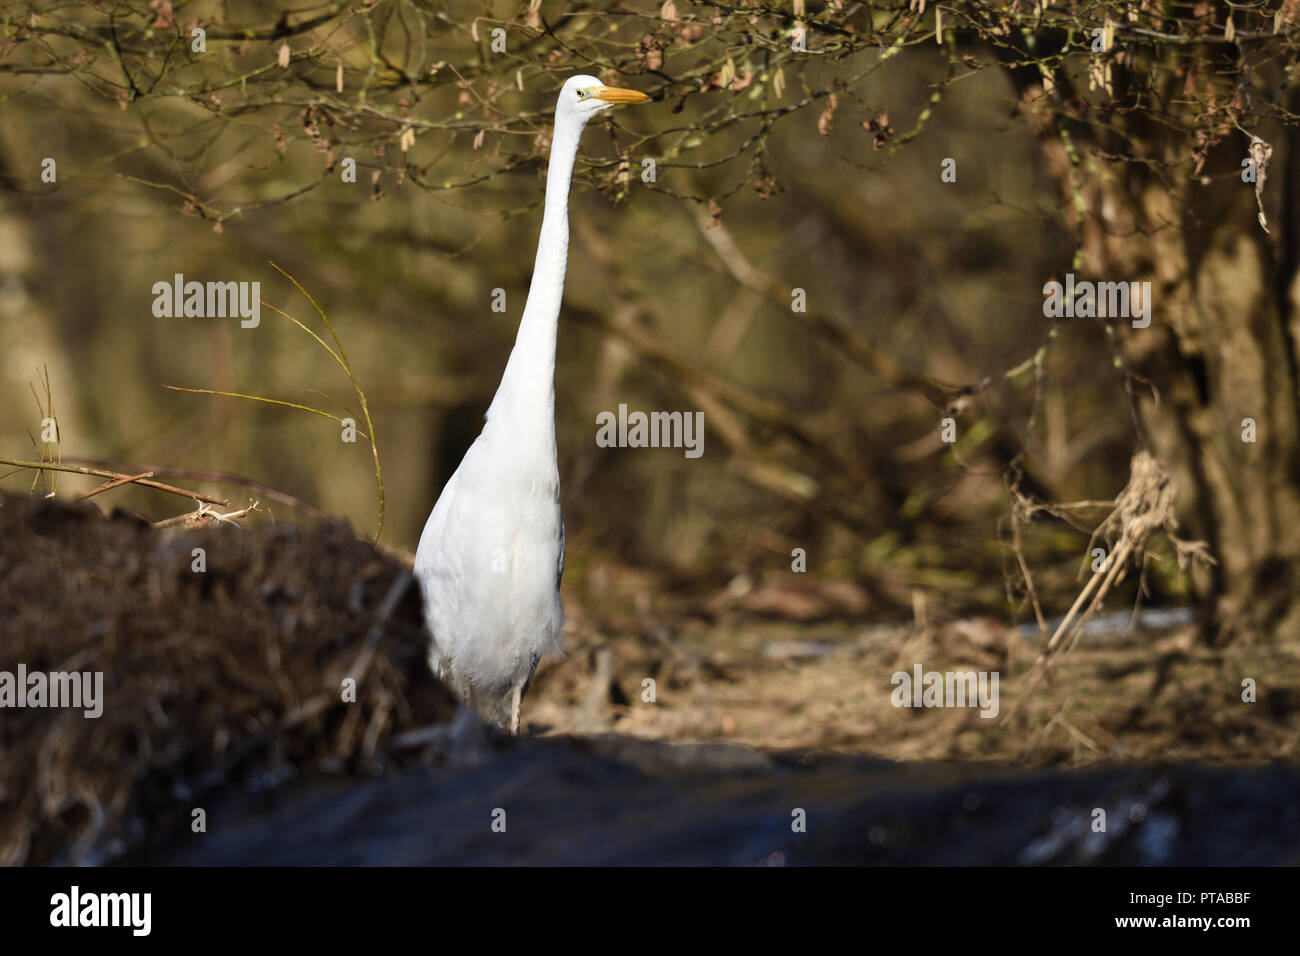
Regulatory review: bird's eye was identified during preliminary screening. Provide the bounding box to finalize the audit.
[576,88,590,100]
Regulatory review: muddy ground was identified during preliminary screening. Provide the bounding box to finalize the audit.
[1,494,1297,865]
[524,539,1300,766]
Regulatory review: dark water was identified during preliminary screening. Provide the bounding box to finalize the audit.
[127,732,1300,866]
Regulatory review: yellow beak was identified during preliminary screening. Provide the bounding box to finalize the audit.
[594,85,651,105]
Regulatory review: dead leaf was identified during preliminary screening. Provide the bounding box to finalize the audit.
[148,0,174,30]
[864,111,893,149]
[818,92,838,136]
[1250,134,1273,233]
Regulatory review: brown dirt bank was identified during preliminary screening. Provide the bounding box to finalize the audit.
[0,494,457,865]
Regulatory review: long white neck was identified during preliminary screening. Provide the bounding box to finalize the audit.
[486,113,585,431]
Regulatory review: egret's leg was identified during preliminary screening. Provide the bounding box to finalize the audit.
[510,686,522,736]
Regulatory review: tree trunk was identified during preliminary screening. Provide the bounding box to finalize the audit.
[1008,55,1300,644]
[1130,144,1300,643]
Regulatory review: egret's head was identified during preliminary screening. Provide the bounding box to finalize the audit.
[557,74,650,124]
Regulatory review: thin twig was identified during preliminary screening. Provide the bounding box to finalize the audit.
[0,457,228,506]
[63,458,338,526]
[75,472,153,501]
[151,500,260,529]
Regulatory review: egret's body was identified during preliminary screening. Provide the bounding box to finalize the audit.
[414,76,648,732]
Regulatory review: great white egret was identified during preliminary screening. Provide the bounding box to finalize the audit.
[414,75,650,734]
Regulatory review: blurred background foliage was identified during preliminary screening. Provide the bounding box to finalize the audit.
[2,0,1291,630]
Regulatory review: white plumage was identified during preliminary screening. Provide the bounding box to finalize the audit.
[414,75,649,732]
